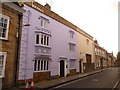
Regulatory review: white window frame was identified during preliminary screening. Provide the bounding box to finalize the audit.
[35,33,50,47]
[0,14,10,40]
[0,52,7,78]
[34,60,49,72]
[40,18,48,29]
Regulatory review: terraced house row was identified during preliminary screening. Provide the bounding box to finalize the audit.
[0,1,116,88]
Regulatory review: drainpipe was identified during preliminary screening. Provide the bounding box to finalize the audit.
[14,14,22,86]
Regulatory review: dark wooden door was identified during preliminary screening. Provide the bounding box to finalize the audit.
[79,60,82,73]
[86,54,92,63]
[86,54,92,72]
[60,60,65,77]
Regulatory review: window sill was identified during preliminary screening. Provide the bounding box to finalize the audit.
[34,53,51,56]
[33,70,50,73]
[35,44,51,48]
[0,38,8,41]
[69,68,76,69]
[0,76,4,78]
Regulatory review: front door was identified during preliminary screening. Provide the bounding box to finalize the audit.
[60,60,65,77]
[86,54,92,72]
[79,60,82,73]
[86,54,92,63]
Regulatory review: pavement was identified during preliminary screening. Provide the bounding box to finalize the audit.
[2,68,111,90]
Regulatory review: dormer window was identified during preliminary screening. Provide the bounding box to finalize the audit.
[35,33,50,46]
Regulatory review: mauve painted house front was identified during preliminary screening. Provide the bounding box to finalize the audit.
[18,2,79,82]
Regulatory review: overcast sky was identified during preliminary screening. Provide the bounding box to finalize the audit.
[36,0,118,56]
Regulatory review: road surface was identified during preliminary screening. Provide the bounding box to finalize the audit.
[54,67,119,89]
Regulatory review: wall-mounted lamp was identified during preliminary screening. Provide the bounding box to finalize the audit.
[23,24,30,26]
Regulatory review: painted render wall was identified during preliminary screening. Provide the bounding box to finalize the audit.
[49,16,79,76]
[77,32,95,72]
[18,4,79,80]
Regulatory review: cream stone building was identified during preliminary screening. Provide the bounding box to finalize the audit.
[94,40,107,70]
[77,28,95,73]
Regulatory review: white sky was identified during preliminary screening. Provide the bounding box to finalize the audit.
[36,0,119,56]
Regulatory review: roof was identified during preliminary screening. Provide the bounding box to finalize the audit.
[95,43,107,52]
[24,2,93,40]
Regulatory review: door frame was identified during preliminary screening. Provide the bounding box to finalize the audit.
[58,57,67,77]
[79,58,83,73]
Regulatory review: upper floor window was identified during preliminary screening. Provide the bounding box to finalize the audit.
[41,19,46,28]
[0,52,7,78]
[0,14,10,40]
[35,33,50,46]
[86,39,89,45]
[40,16,49,29]
[69,43,75,51]
[69,30,74,38]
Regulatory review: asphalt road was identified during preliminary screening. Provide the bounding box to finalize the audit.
[54,67,119,89]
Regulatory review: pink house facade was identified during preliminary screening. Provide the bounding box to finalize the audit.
[18,2,79,82]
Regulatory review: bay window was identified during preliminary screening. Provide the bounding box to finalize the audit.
[35,33,50,46]
[34,60,49,72]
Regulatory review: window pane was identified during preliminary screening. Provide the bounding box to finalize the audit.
[41,35,43,45]
[69,44,72,51]
[0,66,2,71]
[0,18,2,26]
[4,23,7,29]
[44,61,46,70]
[38,60,40,71]
[2,28,6,38]
[0,17,8,39]
[41,60,43,70]
[4,19,7,24]
[0,71,1,76]
[44,35,46,45]
[0,55,4,66]
[36,34,39,44]
[34,60,37,71]
[46,61,48,70]
[0,28,3,37]
[47,36,49,46]
[41,19,43,27]
[1,18,3,23]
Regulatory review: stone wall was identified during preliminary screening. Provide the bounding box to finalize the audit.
[1,3,22,88]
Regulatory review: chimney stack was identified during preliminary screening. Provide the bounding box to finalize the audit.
[94,40,99,45]
[44,3,51,10]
